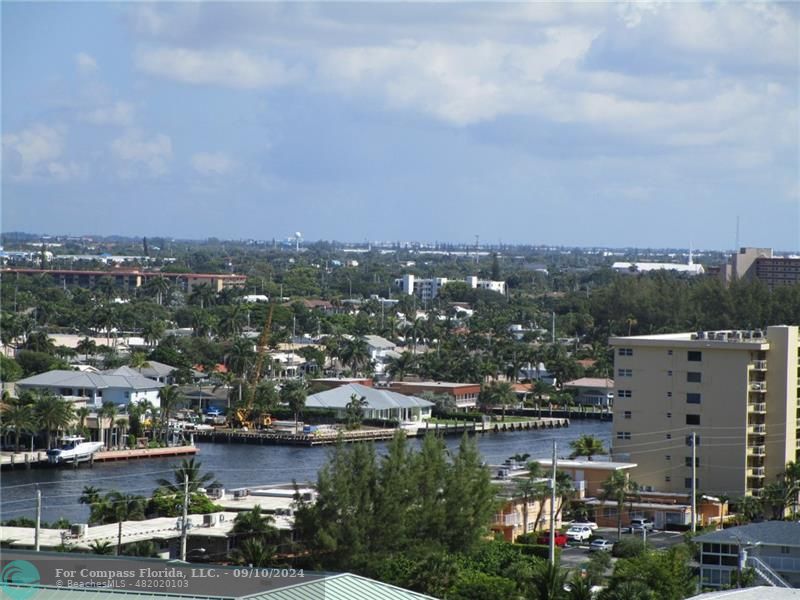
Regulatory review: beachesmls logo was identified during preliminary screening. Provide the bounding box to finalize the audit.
[0,560,40,600]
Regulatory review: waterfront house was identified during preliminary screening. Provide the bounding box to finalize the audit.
[15,369,163,408]
[388,381,481,411]
[562,377,615,408]
[306,383,433,422]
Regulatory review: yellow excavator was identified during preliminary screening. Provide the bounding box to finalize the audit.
[233,305,274,429]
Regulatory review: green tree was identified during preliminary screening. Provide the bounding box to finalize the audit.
[156,458,217,494]
[599,471,640,540]
[232,506,277,543]
[481,380,516,421]
[280,380,307,434]
[345,394,368,429]
[569,435,607,461]
[1,400,37,451]
[157,385,182,444]
[33,392,75,449]
[88,540,115,555]
[234,538,274,568]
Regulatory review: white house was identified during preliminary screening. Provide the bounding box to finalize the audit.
[306,383,433,422]
[15,369,164,409]
[363,335,397,374]
[394,274,506,300]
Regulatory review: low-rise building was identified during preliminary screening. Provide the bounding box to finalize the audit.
[388,381,481,411]
[695,521,800,589]
[394,274,506,300]
[16,369,163,408]
[306,383,433,422]
[490,465,560,541]
[584,490,727,531]
[563,377,615,407]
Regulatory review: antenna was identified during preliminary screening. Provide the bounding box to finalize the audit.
[474,234,479,265]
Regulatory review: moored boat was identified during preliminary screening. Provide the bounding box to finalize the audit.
[46,436,104,465]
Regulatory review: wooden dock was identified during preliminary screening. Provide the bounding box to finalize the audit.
[193,417,569,447]
[1,445,197,470]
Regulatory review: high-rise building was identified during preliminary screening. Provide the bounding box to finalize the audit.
[609,325,800,499]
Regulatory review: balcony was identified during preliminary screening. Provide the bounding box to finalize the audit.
[751,360,767,370]
[749,382,767,393]
[748,403,767,414]
[747,445,766,456]
[748,467,766,478]
[746,487,764,498]
[747,423,766,434]
[494,513,521,527]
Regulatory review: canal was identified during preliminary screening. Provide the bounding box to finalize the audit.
[1,420,612,524]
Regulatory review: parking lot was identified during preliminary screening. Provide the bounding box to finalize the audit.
[558,527,687,572]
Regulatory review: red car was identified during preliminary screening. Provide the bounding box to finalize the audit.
[536,531,568,547]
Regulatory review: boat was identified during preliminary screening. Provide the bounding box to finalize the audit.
[46,436,104,464]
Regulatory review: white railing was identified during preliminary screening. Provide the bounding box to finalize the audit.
[748,467,765,477]
[750,382,767,392]
[746,556,792,588]
[752,360,767,370]
[748,423,766,433]
[747,445,766,456]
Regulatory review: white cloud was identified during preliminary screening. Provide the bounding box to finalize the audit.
[80,101,135,127]
[2,124,87,182]
[191,152,236,176]
[75,52,98,73]
[110,130,172,177]
[135,47,300,89]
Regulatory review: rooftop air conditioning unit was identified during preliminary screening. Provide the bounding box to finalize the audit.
[743,331,752,339]
[233,489,249,498]
[71,524,87,537]
[754,330,764,338]
[698,332,707,340]
[691,334,698,340]
[716,332,728,341]
[203,514,218,527]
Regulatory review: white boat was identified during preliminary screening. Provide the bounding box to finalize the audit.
[46,436,104,464]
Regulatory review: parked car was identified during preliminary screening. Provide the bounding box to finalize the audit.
[536,531,568,547]
[629,518,655,532]
[565,525,593,543]
[589,538,614,553]
[570,518,598,531]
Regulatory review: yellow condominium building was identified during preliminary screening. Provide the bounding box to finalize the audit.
[609,325,800,499]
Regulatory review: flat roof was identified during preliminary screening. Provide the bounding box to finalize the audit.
[609,331,769,350]
[389,381,481,389]
[534,459,637,470]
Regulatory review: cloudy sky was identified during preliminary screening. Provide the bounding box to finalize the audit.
[2,2,798,250]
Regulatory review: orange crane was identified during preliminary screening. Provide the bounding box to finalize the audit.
[233,304,274,429]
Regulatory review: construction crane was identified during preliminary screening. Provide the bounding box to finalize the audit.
[233,304,274,429]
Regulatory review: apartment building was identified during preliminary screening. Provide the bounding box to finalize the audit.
[609,325,800,499]
[720,247,800,289]
[394,274,506,300]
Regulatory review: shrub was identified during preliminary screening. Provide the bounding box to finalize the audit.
[611,537,645,558]
[514,543,561,561]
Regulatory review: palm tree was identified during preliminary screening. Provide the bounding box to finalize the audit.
[340,336,371,375]
[75,406,91,435]
[481,380,516,421]
[24,330,56,353]
[529,560,568,600]
[566,571,593,600]
[146,276,171,306]
[280,380,307,434]
[33,392,75,449]
[569,435,607,461]
[158,385,182,445]
[156,458,217,494]
[234,538,274,568]
[189,284,216,309]
[1,400,37,452]
[76,337,97,359]
[115,418,128,449]
[232,506,277,541]
[386,351,416,381]
[142,319,166,348]
[98,401,117,449]
[599,471,640,540]
[516,462,544,536]
[88,540,114,555]
[345,394,368,429]
[129,352,149,370]
[80,485,102,506]
[226,338,255,379]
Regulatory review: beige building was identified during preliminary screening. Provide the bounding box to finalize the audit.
[609,325,800,499]
[720,247,800,289]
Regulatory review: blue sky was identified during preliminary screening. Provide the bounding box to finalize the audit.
[2,2,798,250]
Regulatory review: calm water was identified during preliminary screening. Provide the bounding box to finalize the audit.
[1,421,611,523]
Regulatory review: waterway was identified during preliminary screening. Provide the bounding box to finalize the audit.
[1,420,611,524]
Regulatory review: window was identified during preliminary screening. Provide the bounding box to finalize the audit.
[666,455,671,461]
[617,368,632,377]
[686,435,700,446]
[618,348,633,356]
[617,390,632,398]
[667,412,672,418]
[685,456,700,467]
[687,372,702,383]
[668,370,673,376]
[781,546,790,554]
[688,351,702,362]
[685,477,699,489]
[616,432,631,440]
[686,414,701,425]
[665,476,671,482]
[667,392,672,397]
[687,393,701,404]
[624,411,632,419]
[668,350,673,355]
[666,434,672,440]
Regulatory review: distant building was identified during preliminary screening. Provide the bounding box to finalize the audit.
[1,268,246,293]
[611,250,704,276]
[720,247,800,289]
[394,274,506,300]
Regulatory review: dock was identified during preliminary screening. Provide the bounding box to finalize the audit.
[0,445,197,470]
[193,417,569,447]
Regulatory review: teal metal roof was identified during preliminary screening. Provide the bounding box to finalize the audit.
[5,586,225,600]
[247,574,437,600]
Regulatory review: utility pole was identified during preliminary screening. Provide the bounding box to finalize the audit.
[549,440,557,565]
[691,431,697,533]
[35,486,41,552]
[551,312,556,344]
[117,519,123,555]
[180,474,189,561]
